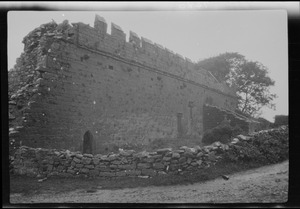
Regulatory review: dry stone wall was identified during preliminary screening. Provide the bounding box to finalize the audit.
[9,15,237,154]
[11,143,226,178]
[10,126,288,178]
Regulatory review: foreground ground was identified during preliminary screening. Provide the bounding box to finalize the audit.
[10,160,288,203]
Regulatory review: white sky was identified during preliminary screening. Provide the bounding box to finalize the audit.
[7,3,293,122]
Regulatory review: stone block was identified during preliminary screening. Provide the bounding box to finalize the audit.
[47,165,53,172]
[67,168,75,174]
[196,152,204,158]
[89,170,99,176]
[95,165,110,172]
[137,163,151,169]
[157,148,172,154]
[109,164,118,169]
[82,157,92,165]
[111,160,122,165]
[153,163,165,170]
[75,163,84,168]
[125,170,141,176]
[80,168,89,174]
[178,157,186,164]
[142,157,155,163]
[118,164,136,170]
[83,153,93,158]
[115,171,127,177]
[99,172,115,177]
[172,152,180,159]
[169,164,179,171]
[73,157,81,163]
[141,169,157,176]
[162,157,172,161]
[84,164,94,169]
[75,154,83,159]
[92,158,100,165]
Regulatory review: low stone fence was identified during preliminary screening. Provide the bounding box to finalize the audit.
[10,126,288,178]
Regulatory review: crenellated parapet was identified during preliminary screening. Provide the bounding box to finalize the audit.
[60,15,236,97]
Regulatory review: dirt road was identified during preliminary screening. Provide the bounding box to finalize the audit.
[10,161,288,203]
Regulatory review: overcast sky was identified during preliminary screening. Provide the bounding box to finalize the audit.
[7,6,290,122]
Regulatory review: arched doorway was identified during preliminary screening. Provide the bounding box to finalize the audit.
[83,130,93,154]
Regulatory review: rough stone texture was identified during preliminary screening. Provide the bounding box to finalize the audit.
[8,15,238,155]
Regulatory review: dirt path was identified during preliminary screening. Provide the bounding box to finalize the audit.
[10,161,288,203]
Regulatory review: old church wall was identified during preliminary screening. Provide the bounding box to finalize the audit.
[9,15,237,154]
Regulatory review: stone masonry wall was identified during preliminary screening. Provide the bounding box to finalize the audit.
[10,125,288,178]
[9,15,237,154]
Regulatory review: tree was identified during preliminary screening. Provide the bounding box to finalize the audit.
[197,52,277,117]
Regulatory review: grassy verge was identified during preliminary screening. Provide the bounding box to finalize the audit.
[10,159,272,196]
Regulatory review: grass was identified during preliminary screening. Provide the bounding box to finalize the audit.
[9,159,268,196]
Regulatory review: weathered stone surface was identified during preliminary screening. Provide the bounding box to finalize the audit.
[153,162,165,170]
[75,154,83,159]
[99,172,115,177]
[150,154,163,159]
[107,154,118,161]
[162,156,172,161]
[73,157,81,163]
[125,170,141,176]
[95,165,110,172]
[83,153,93,158]
[170,160,178,164]
[191,162,198,166]
[80,168,89,174]
[196,152,204,158]
[207,151,217,161]
[183,149,196,158]
[137,163,151,169]
[172,152,180,159]
[169,164,179,171]
[109,164,118,169]
[173,150,185,154]
[231,138,239,144]
[142,157,155,163]
[157,171,167,175]
[134,151,150,158]
[92,158,100,165]
[67,168,75,174]
[75,163,84,168]
[82,157,92,165]
[119,149,135,157]
[157,148,172,154]
[47,165,53,171]
[237,135,252,141]
[118,164,136,170]
[89,170,99,176]
[196,160,202,165]
[111,160,122,165]
[115,171,127,177]
[141,169,157,176]
[178,157,186,164]
[84,164,94,169]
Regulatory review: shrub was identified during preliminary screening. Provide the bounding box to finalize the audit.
[223,126,289,164]
[223,142,267,163]
[202,124,244,145]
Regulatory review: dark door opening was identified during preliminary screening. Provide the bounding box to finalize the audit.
[83,130,93,154]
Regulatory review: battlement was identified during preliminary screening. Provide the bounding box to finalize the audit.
[64,14,236,97]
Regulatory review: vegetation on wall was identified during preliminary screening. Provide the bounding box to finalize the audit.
[202,124,244,145]
[197,52,277,118]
